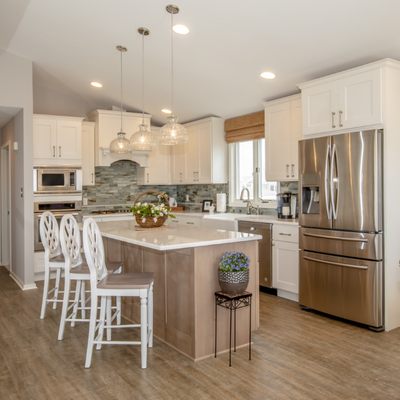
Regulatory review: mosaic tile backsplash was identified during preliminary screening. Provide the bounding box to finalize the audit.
[83,160,298,215]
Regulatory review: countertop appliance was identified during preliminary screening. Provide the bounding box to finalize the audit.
[238,221,273,289]
[299,129,383,329]
[33,167,82,194]
[277,192,297,219]
[34,196,82,251]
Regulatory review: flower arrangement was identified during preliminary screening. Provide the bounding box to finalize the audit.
[219,251,250,272]
[131,191,175,228]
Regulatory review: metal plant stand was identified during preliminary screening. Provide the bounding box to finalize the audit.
[214,291,252,367]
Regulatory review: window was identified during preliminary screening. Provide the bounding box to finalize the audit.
[229,138,277,206]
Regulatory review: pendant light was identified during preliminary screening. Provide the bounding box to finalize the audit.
[160,4,188,146]
[130,28,156,151]
[110,45,131,154]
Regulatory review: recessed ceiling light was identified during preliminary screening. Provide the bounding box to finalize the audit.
[173,24,189,35]
[90,81,103,88]
[260,71,276,80]
[161,108,172,114]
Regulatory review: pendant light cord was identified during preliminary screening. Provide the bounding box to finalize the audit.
[120,48,123,132]
[170,11,174,115]
[142,32,145,125]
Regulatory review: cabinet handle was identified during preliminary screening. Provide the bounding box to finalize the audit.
[331,112,336,128]
[338,110,343,127]
[279,232,292,236]
[179,172,183,183]
[291,163,295,178]
[286,164,289,178]
[91,173,94,184]
[146,173,149,183]
[52,146,56,157]
[58,146,61,157]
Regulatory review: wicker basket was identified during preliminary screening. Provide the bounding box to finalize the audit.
[132,190,169,228]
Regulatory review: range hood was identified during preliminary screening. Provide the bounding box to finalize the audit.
[99,147,149,167]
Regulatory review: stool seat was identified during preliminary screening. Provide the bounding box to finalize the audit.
[98,272,154,290]
[70,262,90,275]
[49,253,64,263]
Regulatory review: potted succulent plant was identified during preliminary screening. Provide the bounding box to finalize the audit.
[218,251,250,294]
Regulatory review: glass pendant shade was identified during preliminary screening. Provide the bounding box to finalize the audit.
[110,131,131,154]
[160,115,188,145]
[130,123,156,151]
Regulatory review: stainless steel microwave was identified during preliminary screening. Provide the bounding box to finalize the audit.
[33,167,82,193]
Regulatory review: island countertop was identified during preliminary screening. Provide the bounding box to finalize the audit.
[96,220,262,251]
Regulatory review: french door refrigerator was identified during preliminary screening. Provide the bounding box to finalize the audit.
[299,130,383,329]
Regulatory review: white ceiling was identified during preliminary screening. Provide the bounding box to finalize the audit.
[2,0,400,124]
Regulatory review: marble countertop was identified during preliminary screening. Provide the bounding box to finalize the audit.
[96,220,262,251]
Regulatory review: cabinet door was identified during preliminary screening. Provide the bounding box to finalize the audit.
[272,240,299,294]
[289,98,302,180]
[337,69,383,129]
[197,121,212,183]
[56,120,82,161]
[302,82,336,136]
[185,124,199,183]
[265,101,292,181]
[82,122,95,186]
[144,133,171,185]
[33,117,57,161]
[171,144,186,184]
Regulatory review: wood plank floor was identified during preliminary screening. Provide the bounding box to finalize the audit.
[1,267,400,400]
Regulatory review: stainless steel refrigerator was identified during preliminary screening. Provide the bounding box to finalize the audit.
[299,129,383,329]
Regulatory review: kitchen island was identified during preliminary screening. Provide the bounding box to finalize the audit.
[97,220,261,361]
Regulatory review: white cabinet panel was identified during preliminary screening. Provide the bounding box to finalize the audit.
[171,143,186,184]
[265,94,302,182]
[82,121,95,186]
[56,120,82,161]
[33,117,57,160]
[273,240,299,294]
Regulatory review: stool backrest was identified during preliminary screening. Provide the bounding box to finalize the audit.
[83,218,108,284]
[60,214,82,270]
[39,211,60,257]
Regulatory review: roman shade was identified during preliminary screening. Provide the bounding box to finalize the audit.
[224,110,264,143]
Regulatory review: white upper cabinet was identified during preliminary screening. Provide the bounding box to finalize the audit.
[299,62,384,136]
[137,127,172,185]
[265,94,302,181]
[33,115,83,166]
[171,117,227,185]
[81,121,95,186]
[89,110,151,167]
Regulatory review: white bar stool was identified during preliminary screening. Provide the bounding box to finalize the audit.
[83,218,154,369]
[39,211,65,319]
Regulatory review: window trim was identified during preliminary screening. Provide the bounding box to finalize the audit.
[228,139,278,209]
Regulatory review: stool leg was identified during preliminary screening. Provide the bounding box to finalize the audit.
[53,268,61,310]
[116,296,122,325]
[148,286,153,348]
[140,296,148,369]
[40,266,50,319]
[80,281,86,320]
[214,299,217,358]
[106,296,112,341]
[85,293,98,368]
[234,307,237,352]
[71,280,81,327]
[57,276,70,341]
[249,300,252,361]
[96,296,107,350]
[229,306,232,367]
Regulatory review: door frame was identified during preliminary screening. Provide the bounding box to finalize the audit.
[0,141,12,272]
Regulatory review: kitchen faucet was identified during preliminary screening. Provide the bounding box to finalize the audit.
[240,187,259,215]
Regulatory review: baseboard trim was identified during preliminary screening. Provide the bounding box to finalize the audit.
[9,271,37,291]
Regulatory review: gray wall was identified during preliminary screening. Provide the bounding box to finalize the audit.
[0,51,34,288]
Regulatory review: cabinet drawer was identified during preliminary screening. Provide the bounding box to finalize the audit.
[273,224,299,243]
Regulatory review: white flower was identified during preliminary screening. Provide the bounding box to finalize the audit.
[160,212,164,217]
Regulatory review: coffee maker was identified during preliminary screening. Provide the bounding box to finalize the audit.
[277,192,297,219]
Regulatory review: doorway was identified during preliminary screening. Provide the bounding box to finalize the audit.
[0,141,12,272]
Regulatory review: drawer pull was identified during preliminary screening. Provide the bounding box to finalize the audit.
[303,232,368,243]
[303,256,368,270]
[250,227,255,231]
[279,233,292,236]
[186,221,195,225]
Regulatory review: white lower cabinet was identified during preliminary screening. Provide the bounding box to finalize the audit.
[272,224,299,301]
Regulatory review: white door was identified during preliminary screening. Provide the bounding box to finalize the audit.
[82,122,95,186]
[33,117,57,160]
[56,120,82,161]
[145,132,171,185]
[302,82,336,136]
[289,98,302,180]
[171,144,186,184]
[0,144,11,271]
[265,101,292,181]
[273,240,299,294]
[185,124,199,183]
[337,69,383,129]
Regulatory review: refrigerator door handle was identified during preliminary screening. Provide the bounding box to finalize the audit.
[303,256,368,270]
[324,144,332,220]
[303,232,368,243]
[330,143,338,220]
